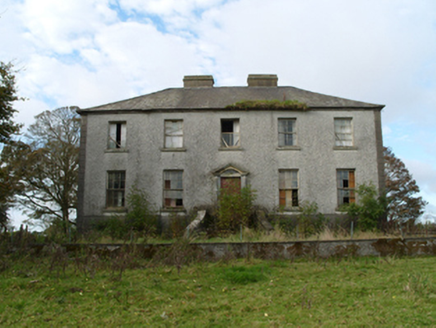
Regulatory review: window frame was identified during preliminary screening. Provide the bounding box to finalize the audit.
[108,121,127,149]
[279,169,299,209]
[164,119,184,149]
[106,171,126,209]
[334,118,353,147]
[278,118,297,147]
[220,119,240,148]
[337,169,356,207]
[163,170,184,209]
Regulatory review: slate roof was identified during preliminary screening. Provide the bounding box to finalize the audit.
[79,86,384,113]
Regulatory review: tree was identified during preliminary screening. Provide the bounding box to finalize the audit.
[6,107,80,233]
[384,147,427,224]
[0,61,22,144]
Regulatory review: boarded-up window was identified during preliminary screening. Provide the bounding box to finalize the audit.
[163,170,183,208]
[334,118,353,146]
[106,171,125,208]
[337,169,356,205]
[278,119,296,146]
[164,120,183,148]
[279,170,299,208]
[221,119,240,147]
[108,122,126,149]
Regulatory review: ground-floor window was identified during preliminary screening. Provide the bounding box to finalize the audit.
[337,169,355,205]
[279,169,299,208]
[106,171,125,208]
[163,170,184,208]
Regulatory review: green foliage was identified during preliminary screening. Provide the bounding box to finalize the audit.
[125,186,157,236]
[343,183,386,231]
[0,61,22,144]
[225,99,308,110]
[95,187,157,241]
[297,201,326,237]
[216,186,257,233]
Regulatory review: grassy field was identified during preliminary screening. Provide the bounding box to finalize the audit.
[1,252,436,327]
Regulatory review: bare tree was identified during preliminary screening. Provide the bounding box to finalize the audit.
[6,107,80,233]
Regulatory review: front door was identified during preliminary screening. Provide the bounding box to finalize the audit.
[220,177,241,194]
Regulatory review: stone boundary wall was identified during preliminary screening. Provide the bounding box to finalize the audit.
[33,237,436,260]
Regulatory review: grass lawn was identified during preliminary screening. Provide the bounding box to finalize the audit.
[1,254,435,327]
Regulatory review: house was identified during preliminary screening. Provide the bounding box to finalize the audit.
[76,74,384,231]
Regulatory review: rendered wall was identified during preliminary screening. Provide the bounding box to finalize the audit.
[78,109,381,229]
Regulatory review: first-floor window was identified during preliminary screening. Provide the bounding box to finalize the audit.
[164,120,183,148]
[278,118,296,146]
[279,170,299,208]
[334,118,353,147]
[337,169,355,206]
[106,171,125,208]
[108,122,126,149]
[163,170,183,208]
[221,119,240,148]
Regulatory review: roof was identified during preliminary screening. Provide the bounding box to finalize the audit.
[78,86,384,113]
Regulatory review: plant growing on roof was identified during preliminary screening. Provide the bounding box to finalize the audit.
[225,100,308,110]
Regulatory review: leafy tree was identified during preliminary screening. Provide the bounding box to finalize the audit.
[384,147,427,224]
[0,61,22,144]
[5,107,80,233]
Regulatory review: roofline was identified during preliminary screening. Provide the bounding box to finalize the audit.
[76,105,384,115]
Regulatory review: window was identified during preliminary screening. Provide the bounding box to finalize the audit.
[279,170,299,208]
[334,118,353,147]
[163,170,183,208]
[278,119,296,146]
[106,171,125,208]
[164,120,183,148]
[337,169,355,206]
[108,122,126,149]
[221,119,240,148]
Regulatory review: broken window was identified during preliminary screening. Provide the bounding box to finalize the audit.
[337,169,355,206]
[108,122,126,149]
[164,120,183,148]
[279,170,299,208]
[334,118,353,146]
[278,119,296,146]
[106,171,125,208]
[163,170,183,208]
[221,119,240,148]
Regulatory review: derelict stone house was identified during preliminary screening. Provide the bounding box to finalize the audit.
[76,74,384,231]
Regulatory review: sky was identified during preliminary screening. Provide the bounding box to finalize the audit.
[2,0,436,227]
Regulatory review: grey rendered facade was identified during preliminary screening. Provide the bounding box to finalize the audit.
[76,74,384,231]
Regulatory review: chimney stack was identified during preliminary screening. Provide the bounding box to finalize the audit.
[183,75,214,88]
[247,74,278,87]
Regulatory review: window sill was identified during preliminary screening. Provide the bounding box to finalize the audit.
[219,147,244,151]
[160,148,187,152]
[276,146,301,151]
[276,210,301,215]
[103,208,127,213]
[161,207,186,213]
[333,146,357,151]
[105,149,129,153]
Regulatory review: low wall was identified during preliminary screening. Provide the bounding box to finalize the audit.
[44,237,436,260]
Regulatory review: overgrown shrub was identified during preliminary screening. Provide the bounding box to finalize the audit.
[215,186,257,233]
[125,186,158,237]
[342,183,386,231]
[297,201,326,237]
